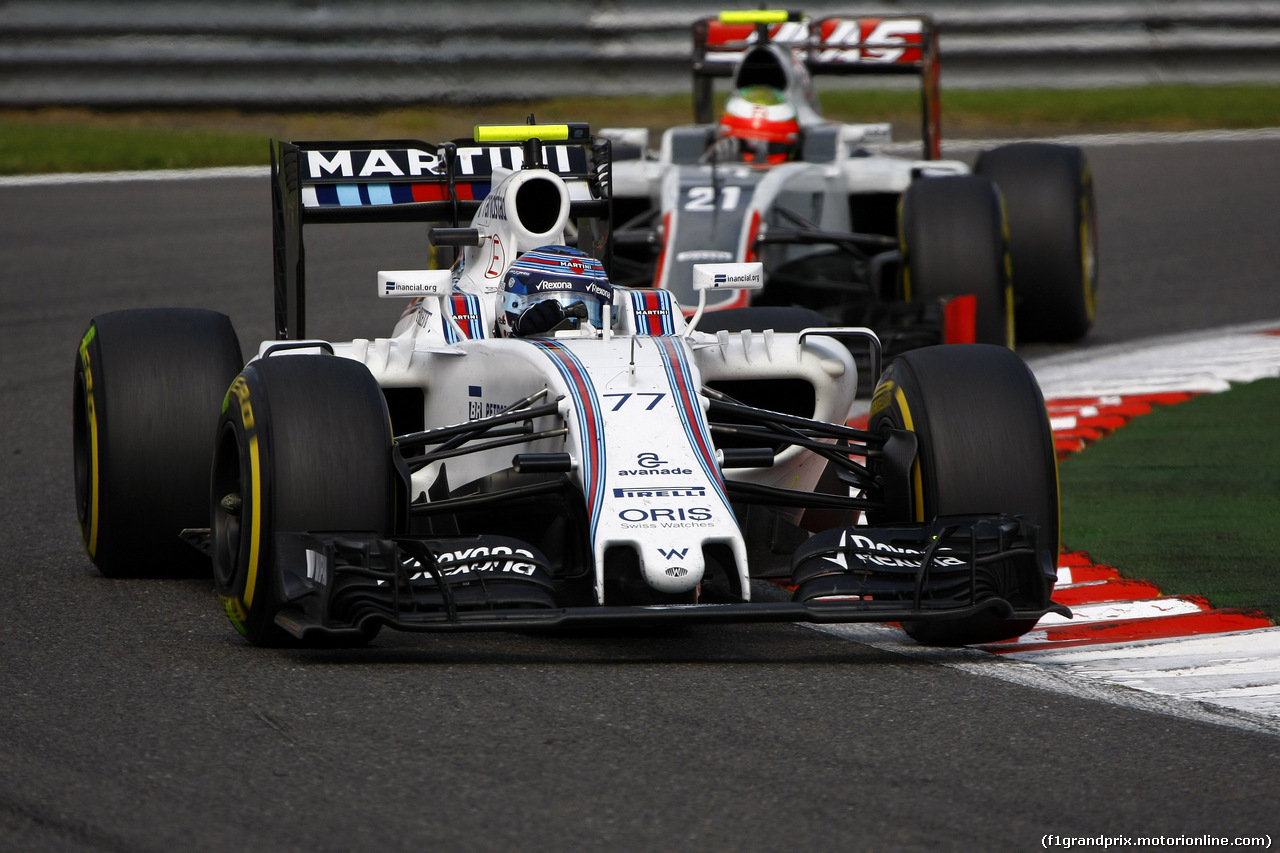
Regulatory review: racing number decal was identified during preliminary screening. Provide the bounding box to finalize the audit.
[222,375,264,622]
[77,325,100,556]
[602,393,666,412]
[684,186,741,212]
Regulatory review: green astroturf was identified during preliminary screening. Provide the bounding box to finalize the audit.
[1058,377,1280,618]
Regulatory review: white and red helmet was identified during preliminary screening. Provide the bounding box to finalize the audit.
[719,86,800,165]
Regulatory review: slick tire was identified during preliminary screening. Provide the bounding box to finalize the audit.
[211,355,395,647]
[974,143,1098,342]
[899,175,1012,348]
[869,344,1059,645]
[73,309,243,578]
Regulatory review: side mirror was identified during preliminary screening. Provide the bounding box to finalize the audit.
[379,269,469,341]
[686,262,764,335]
[377,269,453,298]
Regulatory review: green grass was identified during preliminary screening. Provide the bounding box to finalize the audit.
[1059,377,1280,619]
[3,83,1280,175]
[823,84,1280,134]
[0,119,269,174]
[939,84,1280,133]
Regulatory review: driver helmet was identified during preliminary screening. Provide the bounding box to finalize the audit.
[499,245,614,336]
[719,86,800,165]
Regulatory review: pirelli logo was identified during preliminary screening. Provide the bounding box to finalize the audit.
[613,486,707,498]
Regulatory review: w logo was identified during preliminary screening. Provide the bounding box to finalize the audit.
[658,548,688,561]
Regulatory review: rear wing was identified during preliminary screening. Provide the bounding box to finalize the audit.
[270,128,615,339]
[691,11,941,160]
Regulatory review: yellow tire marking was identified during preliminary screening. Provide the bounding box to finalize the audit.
[227,376,263,609]
[894,387,926,522]
[1004,281,1016,349]
[220,595,250,637]
[245,426,262,608]
[77,326,100,556]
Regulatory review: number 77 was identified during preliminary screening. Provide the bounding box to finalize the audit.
[603,393,666,411]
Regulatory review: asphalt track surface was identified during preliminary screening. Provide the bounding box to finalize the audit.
[3,139,1279,851]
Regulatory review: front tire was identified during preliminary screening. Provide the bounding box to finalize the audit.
[211,355,395,646]
[73,309,242,577]
[974,143,1098,342]
[869,344,1059,645]
[899,175,1012,348]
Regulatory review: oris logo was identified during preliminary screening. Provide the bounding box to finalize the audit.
[618,507,712,522]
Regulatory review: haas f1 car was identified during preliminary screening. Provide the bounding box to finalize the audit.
[607,9,1098,357]
[72,123,1068,648]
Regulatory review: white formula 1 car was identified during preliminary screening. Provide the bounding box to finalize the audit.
[72,123,1067,648]
[607,9,1099,355]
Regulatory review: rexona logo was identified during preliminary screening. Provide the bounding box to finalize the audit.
[613,487,706,499]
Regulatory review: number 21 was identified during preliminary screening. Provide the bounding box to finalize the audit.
[684,186,740,212]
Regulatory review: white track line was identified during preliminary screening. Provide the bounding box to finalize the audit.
[1003,629,1280,718]
[1031,319,1280,398]
[0,165,267,187]
[810,622,1280,737]
[1035,597,1208,626]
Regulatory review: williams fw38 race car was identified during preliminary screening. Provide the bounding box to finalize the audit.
[606,9,1099,359]
[72,123,1068,648]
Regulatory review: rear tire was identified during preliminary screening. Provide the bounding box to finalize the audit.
[73,309,242,577]
[869,344,1059,645]
[975,143,1098,342]
[899,175,1012,348]
[211,355,395,646]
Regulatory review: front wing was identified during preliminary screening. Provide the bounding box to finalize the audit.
[267,515,1068,641]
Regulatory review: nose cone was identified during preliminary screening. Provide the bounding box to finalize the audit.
[639,544,704,594]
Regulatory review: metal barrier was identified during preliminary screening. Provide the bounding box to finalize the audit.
[2,1,1279,107]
